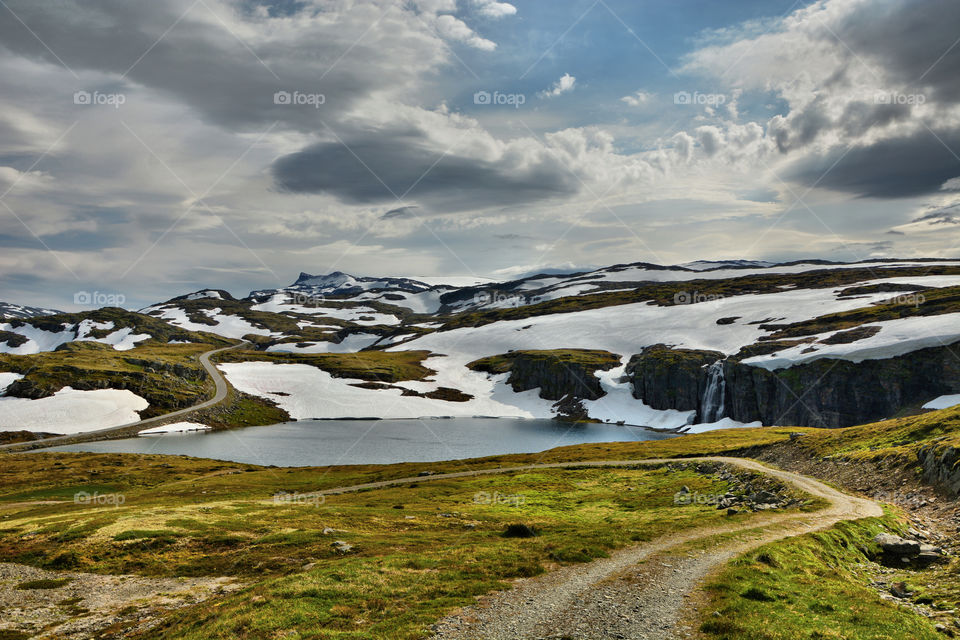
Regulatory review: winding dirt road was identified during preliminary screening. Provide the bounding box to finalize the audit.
[297,457,882,640]
[0,341,245,452]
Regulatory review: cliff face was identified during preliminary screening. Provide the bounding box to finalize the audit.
[625,345,724,420]
[467,349,622,420]
[626,341,960,428]
[469,349,621,402]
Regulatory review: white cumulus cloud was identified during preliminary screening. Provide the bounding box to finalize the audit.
[541,73,576,98]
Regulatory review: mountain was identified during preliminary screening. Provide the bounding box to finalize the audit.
[9,257,960,434]
[0,301,61,320]
[0,308,223,355]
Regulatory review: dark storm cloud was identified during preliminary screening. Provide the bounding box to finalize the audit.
[838,101,912,138]
[0,0,438,132]
[756,0,960,200]
[785,129,960,198]
[271,136,577,211]
[835,0,960,103]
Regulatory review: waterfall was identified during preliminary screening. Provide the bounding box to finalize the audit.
[700,360,726,423]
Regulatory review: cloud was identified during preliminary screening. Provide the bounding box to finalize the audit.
[473,0,517,19]
[540,73,576,98]
[382,205,420,219]
[680,0,960,200]
[785,128,960,198]
[271,128,579,211]
[432,14,497,51]
[620,91,652,107]
[0,0,495,132]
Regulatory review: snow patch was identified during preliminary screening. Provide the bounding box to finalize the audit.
[218,361,556,420]
[139,422,211,435]
[743,314,960,370]
[0,372,24,395]
[149,306,275,339]
[922,394,960,410]
[0,388,149,433]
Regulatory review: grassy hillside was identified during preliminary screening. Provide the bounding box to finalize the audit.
[0,342,226,418]
[4,401,960,637]
[701,515,946,639]
[0,454,809,639]
[216,349,436,382]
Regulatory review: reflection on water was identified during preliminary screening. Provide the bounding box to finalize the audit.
[45,417,676,467]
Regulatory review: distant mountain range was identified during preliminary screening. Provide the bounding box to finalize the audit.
[5,257,960,432]
[0,301,62,320]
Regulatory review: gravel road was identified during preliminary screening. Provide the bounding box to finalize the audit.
[425,457,882,640]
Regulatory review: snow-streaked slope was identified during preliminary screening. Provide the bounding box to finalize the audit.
[0,320,151,354]
[218,361,556,420]
[147,306,275,339]
[0,301,61,320]
[266,333,382,354]
[743,314,960,370]
[392,287,905,364]
[679,260,776,271]
[251,295,401,325]
[228,284,910,428]
[0,387,148,433]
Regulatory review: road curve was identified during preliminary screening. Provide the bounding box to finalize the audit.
[300,457,880,640]
[0,341,246,452]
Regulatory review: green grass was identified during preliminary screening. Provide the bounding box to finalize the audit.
[0,341,225,419]
[793,404,960,464]
[15,578,72,590]
[217,349,436,383]
[0,452,814,639]
[190,391,291,429]
[700,515,945,639]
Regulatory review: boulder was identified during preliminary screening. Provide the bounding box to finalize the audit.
[890,581,911,599]
[874,533,921,556]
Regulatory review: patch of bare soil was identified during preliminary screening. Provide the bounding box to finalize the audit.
[0,562,243,639]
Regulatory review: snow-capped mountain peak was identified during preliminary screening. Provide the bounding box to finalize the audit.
[0,301,62,320]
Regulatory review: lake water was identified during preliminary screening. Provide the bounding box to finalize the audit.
[44,418,677,467]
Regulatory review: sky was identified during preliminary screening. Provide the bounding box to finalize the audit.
[1,0,960,310]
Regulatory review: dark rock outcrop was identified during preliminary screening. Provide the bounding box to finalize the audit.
[625,345,723,420]
[469,349,620,402]
[627,340,960,428]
